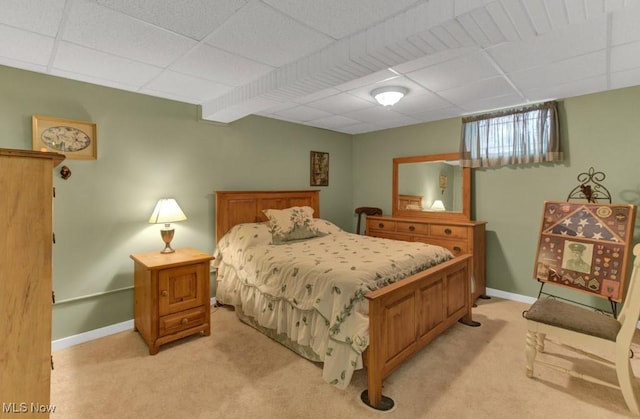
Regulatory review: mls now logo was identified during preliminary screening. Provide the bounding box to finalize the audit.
[2,402,56,413]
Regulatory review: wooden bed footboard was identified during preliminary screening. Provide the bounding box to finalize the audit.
[363,254,473,410]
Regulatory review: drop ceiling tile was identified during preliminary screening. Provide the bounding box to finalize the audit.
[565,0,588,24]
[524,0,553,34]
[611,41,640,73]
[0,57,46,74]
[333,69,399,92]
[610,67,640,90]
[407,51,499,91]
[485,1,520,41]
[339,122,378,134]
[405,105,464,122]
[50,69,141,92]
[171,44,273,87]
[508,51,606,91]
[262,0,423,39]
[458,92,526,114]
[390,90,453,114]
[96,0,249,41]
[0,25,54,66]
[610,7,640,45]
[307,114,363,130]
[437,76,518,105]
[391,46,478,74]
[204,1,332,67]
[268,105,333,122]
[344,106,419,125]
[63,1,197,67]
[293,87,342,104]
[499,0,536,38]
[143,71,232,103]
[52,42,163,87]
[521,75,607,102]
[0,0,66,37]
[487,17,607,74]
[307,92,376,114]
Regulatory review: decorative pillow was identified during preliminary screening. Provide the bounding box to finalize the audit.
[262,206,323,244]
[312,218,343,235]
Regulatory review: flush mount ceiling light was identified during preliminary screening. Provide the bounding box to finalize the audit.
[371,86,408,106]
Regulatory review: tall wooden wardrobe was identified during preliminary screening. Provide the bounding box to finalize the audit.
[0,148,64,413]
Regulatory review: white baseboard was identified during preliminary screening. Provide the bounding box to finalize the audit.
[485,287,536,304]
[53,291,633,351]
[52,297,217,352]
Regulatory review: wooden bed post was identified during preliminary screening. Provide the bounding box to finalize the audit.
[361,296,394,410]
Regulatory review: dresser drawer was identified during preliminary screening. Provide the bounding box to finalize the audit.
[430,224,468,239]
[396,221,429,235]
[159,306,207,337]
[367,218,396,232]
[431,239,469,256]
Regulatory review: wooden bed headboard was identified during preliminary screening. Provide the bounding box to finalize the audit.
[215,190,320,243]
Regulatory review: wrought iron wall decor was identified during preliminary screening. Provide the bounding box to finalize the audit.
[566,167,611,203]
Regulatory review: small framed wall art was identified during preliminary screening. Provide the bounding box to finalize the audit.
[32,115,97,160]
[310,151,329,186]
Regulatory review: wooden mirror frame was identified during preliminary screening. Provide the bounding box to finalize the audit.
[392,152,471,221]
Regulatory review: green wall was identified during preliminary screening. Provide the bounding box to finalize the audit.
[353,87,640,309]
[0,65,352,339]
[2,64,639,340]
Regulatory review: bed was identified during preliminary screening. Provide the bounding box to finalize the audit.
[213,190,474,410]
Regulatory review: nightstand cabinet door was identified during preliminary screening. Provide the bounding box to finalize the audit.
[158,264,207,316]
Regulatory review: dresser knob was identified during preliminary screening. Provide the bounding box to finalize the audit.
[181,318,188,325]
[161,290,168,297]
[453,246,462,253]
[444,228,452,235]
[378,223,384,228]
[409,225,415,231]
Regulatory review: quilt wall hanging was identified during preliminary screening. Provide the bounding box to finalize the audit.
[534,201,637,302]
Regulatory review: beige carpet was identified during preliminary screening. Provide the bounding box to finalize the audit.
[50,297,640,418]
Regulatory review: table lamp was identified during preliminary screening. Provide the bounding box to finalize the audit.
[148,198,187,253]
[430,200,446,211]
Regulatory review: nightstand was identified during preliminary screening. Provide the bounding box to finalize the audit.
[131,247,214,355]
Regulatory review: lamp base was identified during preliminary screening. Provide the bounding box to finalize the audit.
[160,228,176,254]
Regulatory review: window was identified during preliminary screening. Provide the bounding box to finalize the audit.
[460,101,562,168]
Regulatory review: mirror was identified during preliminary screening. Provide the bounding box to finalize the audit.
[392,152,470,221]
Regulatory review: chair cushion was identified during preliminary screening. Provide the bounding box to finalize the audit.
[524,298,621,341]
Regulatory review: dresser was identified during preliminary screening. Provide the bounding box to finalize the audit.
[131,247,214,355]
[366,215,487,303]
[0,148,64,414]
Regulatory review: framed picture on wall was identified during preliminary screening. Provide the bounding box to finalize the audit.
[32,115,97,160]
[310,151,329,186]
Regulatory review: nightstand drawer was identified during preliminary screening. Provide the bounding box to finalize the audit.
[159,306,207,337]
[430,225,468,239]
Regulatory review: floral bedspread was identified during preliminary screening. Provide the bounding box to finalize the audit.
[213,220,453,389]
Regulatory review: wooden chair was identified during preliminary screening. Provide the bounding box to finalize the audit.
[354,207,382,235]
[524,243,640,415]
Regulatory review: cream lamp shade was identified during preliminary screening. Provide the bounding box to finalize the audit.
[430,200,446,211]
[149,198,187,253]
